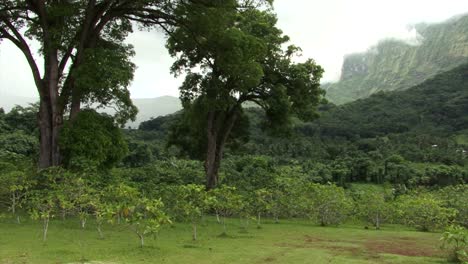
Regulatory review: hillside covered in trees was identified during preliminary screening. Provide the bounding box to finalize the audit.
[135,62,467,188]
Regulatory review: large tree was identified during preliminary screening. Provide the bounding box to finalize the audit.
[0,0,177,168]
[166,1,325,189]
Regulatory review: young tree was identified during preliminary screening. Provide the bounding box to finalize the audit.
[440,225,468,263]
[102,183,139,224]
[354,190,389,229]
[436,185,468,227]
[208,185,244,235]
[0,1,179,168]
[167,1,324,189]
[397,194,457,232]
[0,170,34,223]
[169,184,211,241]
[122,198,171,248]
[305,183,351,226]
[251,188,272,228]
[28,189,57,242]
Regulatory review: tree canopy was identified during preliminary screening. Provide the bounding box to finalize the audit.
[166,1,324,189]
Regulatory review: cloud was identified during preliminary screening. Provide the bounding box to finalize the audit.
[274,0,468,82]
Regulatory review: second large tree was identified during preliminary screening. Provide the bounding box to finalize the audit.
[167,1,325,189]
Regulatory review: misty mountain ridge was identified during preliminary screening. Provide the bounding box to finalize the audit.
[324,13,468,104]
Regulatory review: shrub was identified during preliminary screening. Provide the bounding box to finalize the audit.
[440,225,468,263]
[397,194,456,231]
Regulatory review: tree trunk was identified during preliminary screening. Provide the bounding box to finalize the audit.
[38,52,63,169]
[11,193,16,214]
[375,212,380,230]
[257,212,261,228]
[70,95,81,121]
[138,234,144,248]
[222,216,227,234]
[192,223,197,241]
[205,111,218,190]
[43,217,50,242]
[97,224,104,239]
[204,110,238,190]
[81,218,87,229]
[216,211,221,223]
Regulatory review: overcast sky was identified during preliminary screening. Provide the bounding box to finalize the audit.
[1,0,467,99]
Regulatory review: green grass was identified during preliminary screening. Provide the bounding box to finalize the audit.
[0,216,448,264]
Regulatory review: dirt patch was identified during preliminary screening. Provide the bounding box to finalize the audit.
[304,235,339,243]
[363,239,442,257]
[263,256,276,262]
[275,242,311,249]
[300,234,442,258]
[322,245,363,256]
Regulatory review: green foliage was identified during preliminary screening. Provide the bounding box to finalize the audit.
[0,170,34,220]
[166,1,323,189]
[209,185,244,234]
[0,131,38,157]
[122,141,153,168]
[121,197,171,247]
[75,41,138,126]
[440,225,468,263]
[102,183,140,224]
[221,155,276,192]
[115,159,205,195]
[353,190,391,229]
[435,185,468,227]
[165,184,211,240]
[3,104,38,134]
[304,184,351,226]
[396,193,457,232]
[250,188,273,228]
[60,110,128,171]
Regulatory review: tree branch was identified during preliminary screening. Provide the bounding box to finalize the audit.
[0,25,42,94]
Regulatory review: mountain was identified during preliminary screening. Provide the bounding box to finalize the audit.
[0,94,181,127]
[128,96,181,127]
[312,62,468,139]
[325,14,468,104]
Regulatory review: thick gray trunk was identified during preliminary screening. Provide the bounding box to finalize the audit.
[205,110,238,190]
[38,55,63,169]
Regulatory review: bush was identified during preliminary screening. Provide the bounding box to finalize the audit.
[305,183,351,226]
[397,194,456,231]
[440,225,468,263]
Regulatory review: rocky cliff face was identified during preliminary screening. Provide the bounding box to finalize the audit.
[326,14,468,104]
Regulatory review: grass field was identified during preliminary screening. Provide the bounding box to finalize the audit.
[0,216,448,264]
